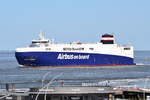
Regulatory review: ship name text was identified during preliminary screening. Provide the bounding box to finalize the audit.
[57,54,90,60]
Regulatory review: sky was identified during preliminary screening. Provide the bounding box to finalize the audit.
[0,0,150,50]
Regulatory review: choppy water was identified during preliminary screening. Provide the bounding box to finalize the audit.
[0,51,150,88]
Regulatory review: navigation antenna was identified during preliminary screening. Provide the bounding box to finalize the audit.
[39,31,45,40]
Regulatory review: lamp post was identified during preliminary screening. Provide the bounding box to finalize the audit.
[35,71,51,100]
[35,73,63,100]
[44,73,63,100]
[41,72,51,88]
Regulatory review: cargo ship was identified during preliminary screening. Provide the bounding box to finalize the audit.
[15,32,135,67]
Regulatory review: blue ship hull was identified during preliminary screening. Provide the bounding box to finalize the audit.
[15,52,134,67]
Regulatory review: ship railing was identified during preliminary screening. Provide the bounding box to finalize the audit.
[0,79,127,90]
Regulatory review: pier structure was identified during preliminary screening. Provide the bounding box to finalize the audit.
[1,83,150,100]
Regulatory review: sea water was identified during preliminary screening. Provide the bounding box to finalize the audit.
[0,50,150,88]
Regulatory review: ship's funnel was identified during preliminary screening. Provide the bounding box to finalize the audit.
[101,34,114,44]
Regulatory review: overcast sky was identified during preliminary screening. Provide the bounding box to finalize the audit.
[0,0,150,50]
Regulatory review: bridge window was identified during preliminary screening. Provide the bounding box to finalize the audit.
[89,48,94,50]
[124,47,130,50]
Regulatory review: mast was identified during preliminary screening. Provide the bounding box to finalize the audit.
[39,31,45,40]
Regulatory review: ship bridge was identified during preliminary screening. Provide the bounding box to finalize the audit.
[29,32,51,47]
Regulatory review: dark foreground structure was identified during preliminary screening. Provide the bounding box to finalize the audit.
[1,86,150,100]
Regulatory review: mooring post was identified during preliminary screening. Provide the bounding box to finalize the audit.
[109,94,114,100]
[11,83,15,91]
[6,83,9,91]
